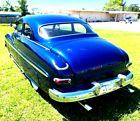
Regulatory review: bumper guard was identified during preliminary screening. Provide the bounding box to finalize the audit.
[49,72,133,102]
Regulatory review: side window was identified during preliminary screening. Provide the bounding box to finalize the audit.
[74,23,86,33]
[16,23,23,34]
[23,24,33,39]
[59,24,72,31]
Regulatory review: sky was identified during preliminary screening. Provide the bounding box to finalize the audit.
[0,0,140,11]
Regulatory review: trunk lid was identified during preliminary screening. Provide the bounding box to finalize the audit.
[50,37,127,84]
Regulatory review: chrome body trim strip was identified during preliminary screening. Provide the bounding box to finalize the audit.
[5,39,49,78]
[52,60,69,71]
[49,72,133,102]
[126,61,132,68]
[27,38,50,51]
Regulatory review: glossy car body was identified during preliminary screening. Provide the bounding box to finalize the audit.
[5,15,133,102]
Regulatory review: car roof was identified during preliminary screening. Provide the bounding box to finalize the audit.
[20,14,86,40]
[22,14,85,27]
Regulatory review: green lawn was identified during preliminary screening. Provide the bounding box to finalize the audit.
[0,25,140,121]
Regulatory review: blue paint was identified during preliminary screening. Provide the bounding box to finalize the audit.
[5,15,132,100]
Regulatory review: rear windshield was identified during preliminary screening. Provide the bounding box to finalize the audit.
[39,22,95,39]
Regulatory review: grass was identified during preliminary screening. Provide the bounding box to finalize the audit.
[0,25,140,121]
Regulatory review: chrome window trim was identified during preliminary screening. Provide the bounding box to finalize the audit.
[38,22,95,39]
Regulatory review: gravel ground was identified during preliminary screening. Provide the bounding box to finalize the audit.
[89,22,140,32]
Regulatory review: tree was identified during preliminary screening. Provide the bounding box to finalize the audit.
[6,0,16,11]
[121,0,127,11]
[17,0,30,16]
[126,4,140,18]
[0,0,30,16]
[0,0,15,11]
[103,0,124,11]
[126,4,140,12]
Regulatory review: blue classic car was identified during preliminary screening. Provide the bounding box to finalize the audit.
[5,15,133,105]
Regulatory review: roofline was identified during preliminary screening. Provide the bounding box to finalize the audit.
[0,11,21,16]
[44,9,140,14]
[107,11,140,14]
[46,9,106,13]
[69,10,106,13]
[70,10,140,14]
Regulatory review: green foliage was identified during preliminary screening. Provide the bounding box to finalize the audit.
[125,4,140,18]
[126,4,140,12]
[6,0,15,12]
[0,0,30,15]
[103,0,122,11]
[0,0,15,12]
[0,25,140,121]
[17,0,30,16]
[104,0,140,12]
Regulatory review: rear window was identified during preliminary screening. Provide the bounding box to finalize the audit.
[39,22,94,39]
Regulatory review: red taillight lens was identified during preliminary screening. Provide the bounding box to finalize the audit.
[53,78,71,85]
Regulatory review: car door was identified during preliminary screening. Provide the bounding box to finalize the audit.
[13,22,38,84]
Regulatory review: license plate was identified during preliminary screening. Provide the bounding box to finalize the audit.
[100,83,117,94]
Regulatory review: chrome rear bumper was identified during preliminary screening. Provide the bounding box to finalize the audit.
[49,72,133,102]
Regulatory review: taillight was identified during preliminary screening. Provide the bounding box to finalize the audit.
[53,78,71,85]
